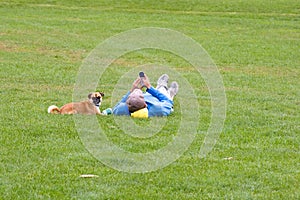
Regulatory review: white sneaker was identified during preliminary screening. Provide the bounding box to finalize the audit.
[169,81,179,100]
[156,74,169,89]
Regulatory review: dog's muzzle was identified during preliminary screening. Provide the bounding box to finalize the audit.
[92,96,101,107]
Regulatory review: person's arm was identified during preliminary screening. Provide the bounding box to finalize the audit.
[142,74,174,116]
[142,74,173,102]
[145,87,174,116]
[146,86,172,102]
[112,78,141,115]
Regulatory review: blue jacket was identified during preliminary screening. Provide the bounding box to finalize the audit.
[112,86,174,117]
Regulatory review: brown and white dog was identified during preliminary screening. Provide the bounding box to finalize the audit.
[48,92,104,115]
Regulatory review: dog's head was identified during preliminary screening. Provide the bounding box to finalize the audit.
[88,92,104,107]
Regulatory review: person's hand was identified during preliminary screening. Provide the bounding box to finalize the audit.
[143,74,151,89]
[130,77,141,92]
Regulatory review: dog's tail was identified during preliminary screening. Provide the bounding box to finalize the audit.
[48,105,60,114]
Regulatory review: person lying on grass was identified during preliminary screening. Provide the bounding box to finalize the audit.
[112,73,179,118]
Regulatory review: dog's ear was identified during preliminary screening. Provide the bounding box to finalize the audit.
[88,93,92,99]
[100,92,104,97]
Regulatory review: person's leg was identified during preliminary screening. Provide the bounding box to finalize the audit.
[157,86,171,99]
[156,74,179,101]
[156,74,171,99]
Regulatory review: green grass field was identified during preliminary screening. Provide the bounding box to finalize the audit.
[1,0,299,199]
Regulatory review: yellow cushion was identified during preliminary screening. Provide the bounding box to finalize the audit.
[131,108,148,118]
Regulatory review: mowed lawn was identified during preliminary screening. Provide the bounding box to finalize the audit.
[0,0,299,199]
